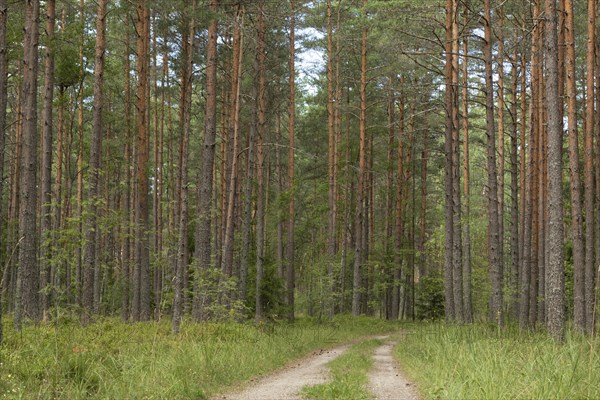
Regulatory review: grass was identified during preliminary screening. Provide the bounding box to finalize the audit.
[394,323,600,399]
[0,315,398,399]
[302,338,382,400]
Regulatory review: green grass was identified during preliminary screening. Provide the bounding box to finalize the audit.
[394,323,600,399]
[302,338,383,400]
[0,315,397,399]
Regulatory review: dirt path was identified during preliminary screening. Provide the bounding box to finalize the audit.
[368,340,420,400]
[212,344,350,400]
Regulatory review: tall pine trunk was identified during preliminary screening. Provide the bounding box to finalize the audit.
[545,0,565,341]
[15,0,41,329]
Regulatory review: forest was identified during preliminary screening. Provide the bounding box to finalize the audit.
[1,0,600,398]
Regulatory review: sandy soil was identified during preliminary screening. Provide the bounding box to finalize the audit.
[368,340,420,400]
[213,337,420,400]
[212,344,350,400]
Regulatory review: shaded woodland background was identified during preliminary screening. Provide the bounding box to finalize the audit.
[1,0,599,342]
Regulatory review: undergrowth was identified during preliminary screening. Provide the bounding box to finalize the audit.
[302,338,382,400]
[0,315,397,399]
[394,323,600,399]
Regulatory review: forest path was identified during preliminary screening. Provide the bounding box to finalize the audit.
[213,344,350,400]
[368,339,420,400]
[213,336,419,400]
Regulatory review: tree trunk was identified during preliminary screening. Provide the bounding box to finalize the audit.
[287,0,297,321]
[327,0,337,319]
[172,0,195,333]
[583,0,596,334]
[192,0,218,319]
[133,0,151,321]
[255,0,266,321]
[352,0,368,316]
[0,0,8,343]
[15,0,41,329]
[509,53,520,320]
[220,4,243,278]
[443,0,455,322]
[544,0,565,341]
[40,0,56,321]
[484,0,502,326]
[563,0,585,332]
[461,0,472,322]
[81,0,107,325]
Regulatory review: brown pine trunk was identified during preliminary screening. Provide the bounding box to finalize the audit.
[40,0,56,321]
[545,0,565,341]
[287,0,297,321]
[443,0,455,322]
[451,0,462,322]
[484,0,502,326]
[352,0,367,316]
[15,0,41,329]
[497,4,506,302]
[564,0,585,332]
[192,0,218,319]
[583,0,596,334]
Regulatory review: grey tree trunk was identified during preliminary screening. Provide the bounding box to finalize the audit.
[544,0,566,342]
[15,0,41,329]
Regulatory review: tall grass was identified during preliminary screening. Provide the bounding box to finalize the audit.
[0,315,397,399]
[394,323,600,399]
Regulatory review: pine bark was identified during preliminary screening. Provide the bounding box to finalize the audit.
[40,0,56,321]
[133,0,151,321]
[583,0,596,334]
[352,0,368,316]
[545,0,566,341]
[484,0,502,326]
[564,0,585,332]
[255,0,266,321]
[15,0,41,329]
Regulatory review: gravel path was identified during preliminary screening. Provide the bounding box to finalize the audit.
[212,344,350,400]
[368,340,420,400]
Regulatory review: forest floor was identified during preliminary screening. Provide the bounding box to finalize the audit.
[213,336,419,400]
